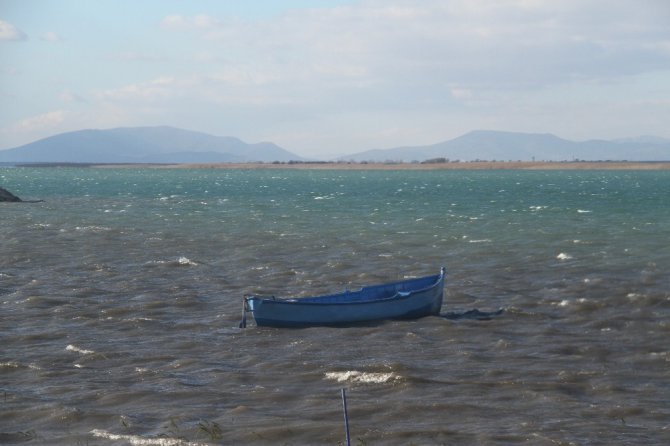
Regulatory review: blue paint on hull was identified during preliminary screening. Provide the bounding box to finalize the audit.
[244,268,445,328]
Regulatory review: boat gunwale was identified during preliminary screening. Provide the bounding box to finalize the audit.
[245,269,445,307]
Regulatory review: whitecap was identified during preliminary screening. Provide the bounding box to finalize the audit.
[90,429,205,446]
[556,253,573,260]
[495,339,510,349]
[66,344,94,355]
[577,209,592,213]
[3,361,41,370]
[649,352,668,360]
[125,317,155,323]
[0,361,21,369]
[324,370,400,384]
[469,239,491,243]
[75,226,111,232]
[177,256,197,266]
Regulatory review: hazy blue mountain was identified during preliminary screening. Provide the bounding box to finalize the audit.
[3,127,668,164]
[613,135,670,145]
[0,126,304,163]
[339,130,670,162]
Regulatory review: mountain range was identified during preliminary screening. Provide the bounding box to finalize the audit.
[340,130,670,162]
[0,126,303,164]
[1,127,669,163]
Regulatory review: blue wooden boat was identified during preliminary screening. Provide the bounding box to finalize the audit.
[240,268,445,328]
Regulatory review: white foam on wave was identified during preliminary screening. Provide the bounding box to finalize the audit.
[577,209,592,213]
[148,257,198,266]
[66,344,94,355]
[90,429,206,446]
[125,317,155,323]
[469,239,492,243]
[177,256,198,266]
[0,361,41,370]
[0,361,21,369]
[75,226,111,232]
[324,370,400,384]
[556,253,573,260]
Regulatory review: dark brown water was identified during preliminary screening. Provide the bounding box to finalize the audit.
[1,168,669,445]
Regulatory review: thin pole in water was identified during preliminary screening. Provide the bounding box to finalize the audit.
[341,388,351,446]
[239,297,247,328]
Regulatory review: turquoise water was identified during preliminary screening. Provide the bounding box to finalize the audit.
[2,168,669,444]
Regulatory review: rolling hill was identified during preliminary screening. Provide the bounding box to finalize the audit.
[339,130,670,162]
[0,126,304,163]
[2,127,669,164]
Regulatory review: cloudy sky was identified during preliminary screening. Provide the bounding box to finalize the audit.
[1,0,669,158]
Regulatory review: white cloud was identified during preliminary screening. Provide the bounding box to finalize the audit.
[159,0,670,96]
[60,90,87,103]
[100,1,661,155]
[0,19,27,41]
[450,88,473,100]
[40,31,62,42]
[6,1,667,155]
[95,77,179,102]
[7,110,66,133]
[160,14,189,30]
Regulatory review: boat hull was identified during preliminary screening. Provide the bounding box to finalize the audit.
[245,268,445,327]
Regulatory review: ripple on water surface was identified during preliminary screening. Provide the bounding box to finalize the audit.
[1,168,669,444]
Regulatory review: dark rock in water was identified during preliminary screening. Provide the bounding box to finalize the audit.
[0,187,43,203]
[0,187,22,202]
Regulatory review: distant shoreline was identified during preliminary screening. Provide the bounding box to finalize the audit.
[7,161,670,170]
[105,161,670,170]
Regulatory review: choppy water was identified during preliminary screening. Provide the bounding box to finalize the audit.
[1,167,669,445]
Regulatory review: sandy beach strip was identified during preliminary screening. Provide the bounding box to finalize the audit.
[93,161,670,170]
